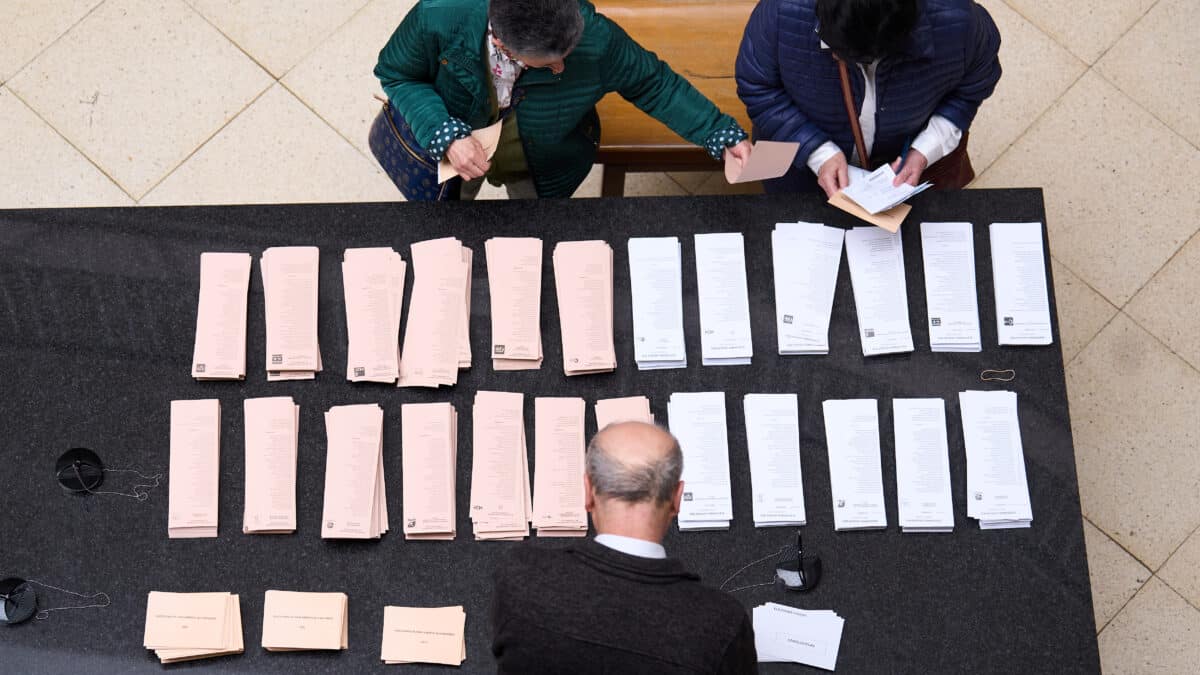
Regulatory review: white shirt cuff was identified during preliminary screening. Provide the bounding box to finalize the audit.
[806,141,843,176]
[909,115,962,166]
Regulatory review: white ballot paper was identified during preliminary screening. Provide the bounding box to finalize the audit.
[669,392,733,530]
[744,394,806,527]
[191,252,251,380]
[990,222,1053,345]
[842,163,931,215]
[844,226,914,356]
[694,233,753,366]
[754,603,845,671]
[959,390,1033,529]
[262,246,323,380]
[920,222,981,352]
[772,222,844,355]
[822,399,887,530]
[892,398,954,533]
[628,237,687,370]
[168,399,221,539]
[343,247,406,383]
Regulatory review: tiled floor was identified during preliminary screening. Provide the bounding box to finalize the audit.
[2,1,1197,668]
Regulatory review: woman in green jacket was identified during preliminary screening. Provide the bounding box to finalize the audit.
[371,0,752,200]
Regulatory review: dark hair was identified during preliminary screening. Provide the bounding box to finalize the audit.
[488,0,585,60]
[816,0,919,62]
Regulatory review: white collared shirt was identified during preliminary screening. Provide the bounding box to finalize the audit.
[594,533,667,559]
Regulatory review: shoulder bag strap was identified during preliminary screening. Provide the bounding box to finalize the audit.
[836,57,872,170]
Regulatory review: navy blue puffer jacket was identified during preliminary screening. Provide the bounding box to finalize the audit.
[736,0,1001,192]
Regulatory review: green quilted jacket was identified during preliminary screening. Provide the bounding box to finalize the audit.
[375,0,743,198]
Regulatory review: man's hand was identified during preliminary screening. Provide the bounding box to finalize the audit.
[446,137,490,180]
[817,152,849,199]
[723,139,753,173]
[890,149,928,187]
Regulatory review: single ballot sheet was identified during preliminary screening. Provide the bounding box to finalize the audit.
[401,402,458,540]
[844,226,914,356]
[168,399,221,539]
[533,397,588,536]
[990,222,1053,345]
[262,246,322,379]
[772,222,844,355]
[552,241,616,375]
[343,247,406,383]
[694,233,753,366]
[920,222,981,352]
[744,394,806,527]
[243,396,299,534]
[669,392,733,530]
[822,399,887,530]
[893,398,955,532]
[485,237,544,370]
[724,141,800,184]
[628,237,687,370]
[191,252,251,380]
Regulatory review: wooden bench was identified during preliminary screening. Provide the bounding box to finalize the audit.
[594,0,755,196]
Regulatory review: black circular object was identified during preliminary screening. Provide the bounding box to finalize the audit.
[0,577,37,625]
[56,448,104,493]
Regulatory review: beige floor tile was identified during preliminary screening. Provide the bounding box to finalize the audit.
[1158,528,1200,608]
[666,171,713,194]
[1051,258,1118,364]
[0,0,101,83]
[1004,0,1157,64]
[0,86,132,208]
[1097,577,1200,674]
[622,172,688,197]
[187,0,370,77]
[973,72,1200,306]
[690,172,765,196]
[1084,519,1151,631]
[141,84,401,205]
[1067,313,1200,569]
[7,0,272,199]
[1127,234,1200,371]
[573,164,604,199]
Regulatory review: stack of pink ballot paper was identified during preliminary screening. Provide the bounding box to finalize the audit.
[533,397,588,537]
[343,247,407,383]
[262,246,323,381]
[552,240,616,375]
[261,591,349,652]
[470,391,531,540]
[381,605,467,666]
[144,591,244,664]
[243,396,299,535]
[169,399,221,539]
[191,252,251,380]
[322,404,388,539]
[399,238,472,387]
[595,395,655,429]
[401,402,458,541]
[485,237,544,370]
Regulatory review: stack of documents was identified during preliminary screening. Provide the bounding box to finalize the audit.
[533,397,588,537]
[470,391,531,540]
[594,395,654,428]
[381,606,466,666]
[893,399,954,533]
[343,247,407,382]
[552,240,616,375]
[168,399,221,539]
[628,237,687,369]
[754,603,844,671]
[261,591,348,651]
[959,391,1033,529]
[144,591,243,664]
[262,246,323,380]
[990,222,1053,345]
[669,392,733,530]
[191,252,251,380]
[485,237,544,370]
[920,222,982,352]
[822,399,887,531]
[842,164,931,215]
[322,404,388,539]
[744,394,806,527]
[399,238,472,387]
[771,222,844,355]
[694,233,753,365]
[844,226,914,356]
[401,402,458,541]
[243,396,299,535]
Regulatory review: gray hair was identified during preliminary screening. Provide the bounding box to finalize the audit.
[488,0,585,60]
[585,426,683,505]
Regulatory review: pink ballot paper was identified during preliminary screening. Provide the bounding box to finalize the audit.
[145,591,244,663]
[191,252,251,380]
[343,247,407,383]
[401,402,459,541]
[594,395,655,429]
[321,404,388,539]
[485,237,544,371]
[399,238,471,388]
[262,246,323,380]
[243,396,298,534]
[168,399,221,538]
[261,590,349,651]
[381,605,467,665]
[533,397,588,537]
[724,140,800,184]
[552,241,616,376]
[470,391,531,540]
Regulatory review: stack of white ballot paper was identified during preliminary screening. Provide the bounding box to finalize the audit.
[144,591,243,664]
[243,396,299,535]
[920,222,981,352]
[822,399,887,530]
[744,394,807,527]
[322,404,388,539]
[990,222,1053,345]
[594,395,654,428]
[381,605,466,666]
[261,591,348,651]
[771,222,844,355]
[471,391,531,540]
[842,163,931,214]
[485,237,544,370]
[191,252,251,380]
[844,226,914,356]
[753,603,845,671]
[893,399,954,532]
[262,246,323,380]
[399,237,472,387]
[401,402,458,541]
[959,391,1033,529]
[168,399,221,539]
[533,397,588,537]
[669,392,733,530]
[552,241,616,375]
[694,233,753,365]
[628,237,687,369]
[342,247,406,383]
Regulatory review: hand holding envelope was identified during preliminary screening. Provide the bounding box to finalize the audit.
[724,140,800,184]
[438,120,504,184]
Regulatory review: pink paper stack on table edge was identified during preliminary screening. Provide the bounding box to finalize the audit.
[470,391,531,540]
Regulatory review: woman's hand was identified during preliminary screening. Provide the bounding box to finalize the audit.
[723,139,754,173]
[817,152,849,199]
[891,150,928,187]
[446,137,490,180]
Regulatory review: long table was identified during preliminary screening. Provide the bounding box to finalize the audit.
[0,191,1100,673]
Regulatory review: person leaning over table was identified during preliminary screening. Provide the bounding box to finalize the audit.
[370,0,753,201]
[735,0,1001,197]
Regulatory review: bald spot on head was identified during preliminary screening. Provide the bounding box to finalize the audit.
[586,421,683,505]
[593,422,676,466]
